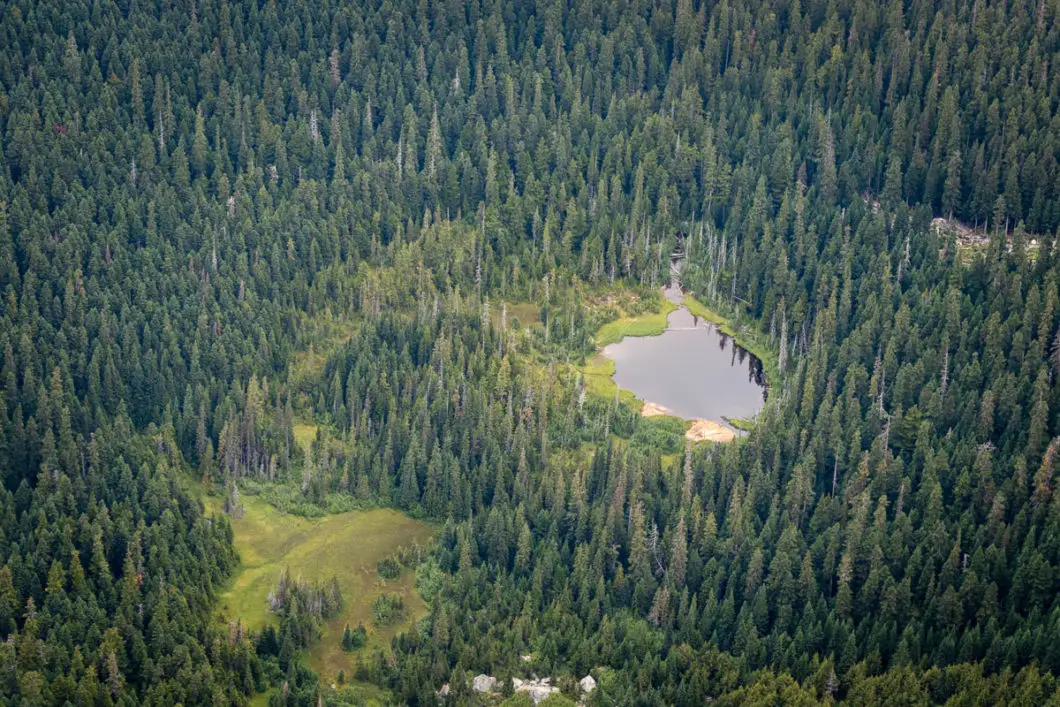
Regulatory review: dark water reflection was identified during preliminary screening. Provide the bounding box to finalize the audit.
[603,307,767,425]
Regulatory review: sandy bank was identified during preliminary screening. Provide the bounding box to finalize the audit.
[639,402,736,443]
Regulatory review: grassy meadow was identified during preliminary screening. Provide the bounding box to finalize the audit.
[489,300,542,329]
[289,317,360,384]
[593,296,678,347]
[211,495,435,681]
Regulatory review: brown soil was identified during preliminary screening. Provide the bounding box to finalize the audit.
[685,418,736,443]
[640,401,672,417]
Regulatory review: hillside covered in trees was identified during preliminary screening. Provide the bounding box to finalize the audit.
[1,0,1060,704]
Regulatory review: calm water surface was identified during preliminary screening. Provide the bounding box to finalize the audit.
[603,305,767,425]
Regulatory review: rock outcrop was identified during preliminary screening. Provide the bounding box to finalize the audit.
[512,677,559,704]
[455,672,593,703]
[472,674,500,693]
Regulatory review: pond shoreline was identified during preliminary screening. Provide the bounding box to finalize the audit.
[592,287,768,440]
[641,401,736,442]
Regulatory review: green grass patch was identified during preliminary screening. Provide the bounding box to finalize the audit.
[215,495,435,682]
[726,416,755,432]
[682,295,730,329]
[247,691,272,707]
[580,354,638,407]
[594,296,678,347]
[292,423,319,452]
[329,682,393,704]
[577,291,678,415]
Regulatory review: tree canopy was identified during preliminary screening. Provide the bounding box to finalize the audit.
[1,0,1060,704]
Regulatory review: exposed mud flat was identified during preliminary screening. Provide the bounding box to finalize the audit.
[685,418,737,443]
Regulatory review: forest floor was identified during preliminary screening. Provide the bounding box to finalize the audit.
[489,300,542,328]
[289,317,360,384]
[209,495,435,681]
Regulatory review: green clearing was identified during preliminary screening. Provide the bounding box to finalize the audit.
[491,301,542,328]
[291,423,319,452]
[726,416,755,432]
[579,291,678,411]
[289,317,360,384]
[580,353,638,406]
[593,296,678,347]
[247,692,270,707]
[213,495,435,681]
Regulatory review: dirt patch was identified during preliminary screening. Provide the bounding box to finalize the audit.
[685,418,736,443]
[640,402,735,443]
[641,401,672,417]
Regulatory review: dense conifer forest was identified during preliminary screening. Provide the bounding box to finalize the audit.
[2,0,1060,704]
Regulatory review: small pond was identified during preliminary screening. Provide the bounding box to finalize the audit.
[602,296,767,427]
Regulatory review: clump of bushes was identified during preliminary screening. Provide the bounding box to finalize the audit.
[630,416,685,454]
[371,593,406,626]
[341,622,368,651]
[262,569,344,650]
[376,556,401,579]
[394,542,429,566]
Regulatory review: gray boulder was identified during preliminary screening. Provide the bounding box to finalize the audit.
[472,674,499,693]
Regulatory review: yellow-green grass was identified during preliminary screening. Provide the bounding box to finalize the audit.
[215,495,435,681]
[576,354,695,444]
[579,292,678,412]
[580,354,637,407]
[594,296,678,347]
[681,294,730,330]
[291,423,319,452]
[491,301,542,328]
[726,417,755,432]
[247,692,271,707]
[289,318,360,383]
